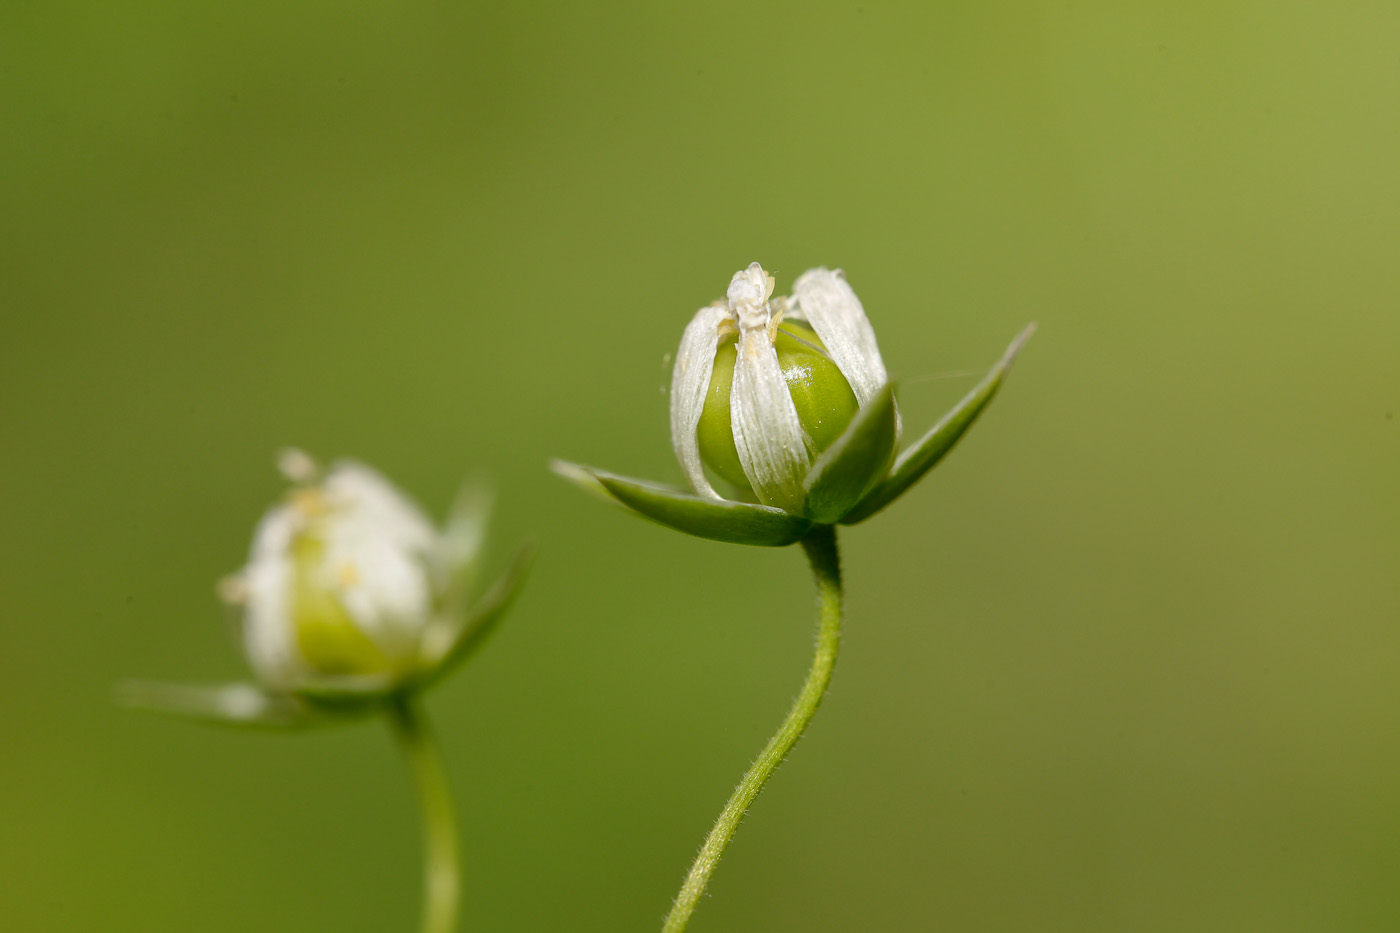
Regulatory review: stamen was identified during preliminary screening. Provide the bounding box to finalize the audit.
[278,448,321,484]
[217,574,249,605]
[766,298,786,344]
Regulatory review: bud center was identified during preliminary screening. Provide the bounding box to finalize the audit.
[289,531,394,678]
[696,321,859,496]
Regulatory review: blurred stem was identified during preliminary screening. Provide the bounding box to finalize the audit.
[661,523,843,933]
[388,695,462,933]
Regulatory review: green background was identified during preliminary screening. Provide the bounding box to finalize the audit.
[3,2,1397,930]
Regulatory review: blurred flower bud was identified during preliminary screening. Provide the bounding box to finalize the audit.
[121,451,531,725]
[234,456,444,693]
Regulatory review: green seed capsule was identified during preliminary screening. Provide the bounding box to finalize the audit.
[696,321,859,496]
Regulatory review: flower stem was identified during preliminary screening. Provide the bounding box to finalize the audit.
[388,695,462,933]
[661,523,844,933]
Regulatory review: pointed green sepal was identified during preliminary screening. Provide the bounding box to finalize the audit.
[116,680,345,729]
[842,323,1035,524]
[801,381,900,524]
[292,675,398,705]
[551,460,811,546]
[411,542,535,692]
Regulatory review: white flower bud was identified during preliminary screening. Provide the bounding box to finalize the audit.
[233,454,456,695]
[121,452,530,724]
[670,264,890,513]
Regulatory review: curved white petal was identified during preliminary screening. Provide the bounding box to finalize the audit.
[241,504,302,689]
[791,268,887,404]
[670,304,730,498]
[320,513,434,659]
[318,462,436,660]
[323,462,437,555]
[731,326,811,511]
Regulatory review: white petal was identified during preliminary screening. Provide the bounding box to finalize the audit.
[241,504,303,689]
[791,268,888,404]
[319,462,437,660]
[323,462,437,555]
[670,304,731,498]
[731,326,811,511]
[321,518,433,660]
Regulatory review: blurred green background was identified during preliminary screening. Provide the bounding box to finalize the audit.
[3,2,1397,930]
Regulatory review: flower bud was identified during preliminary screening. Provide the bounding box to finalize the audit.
[210,451,525,702]
[231,457,440,694]
[554,261,1031,547]
[121,451,531,725]
[671,263,893,514]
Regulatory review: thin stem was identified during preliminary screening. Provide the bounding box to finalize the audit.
[661,523,844,933]
[388,695,462,933]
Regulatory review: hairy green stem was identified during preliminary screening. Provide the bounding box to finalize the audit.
[661,523,844,932]
[388,696,462,933]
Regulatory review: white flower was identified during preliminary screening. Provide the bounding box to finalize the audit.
[226,452,488,696]
[670,262,891,512]
[120,452,531,724]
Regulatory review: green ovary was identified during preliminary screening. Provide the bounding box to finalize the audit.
[696,321,859,496]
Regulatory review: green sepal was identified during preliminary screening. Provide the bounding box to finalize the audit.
[551,460,811,546]
[409,542,535,692]
[293,675,397,705]
[842,323,1035,525]
[801,381,900,524]
[116,680,353,729]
